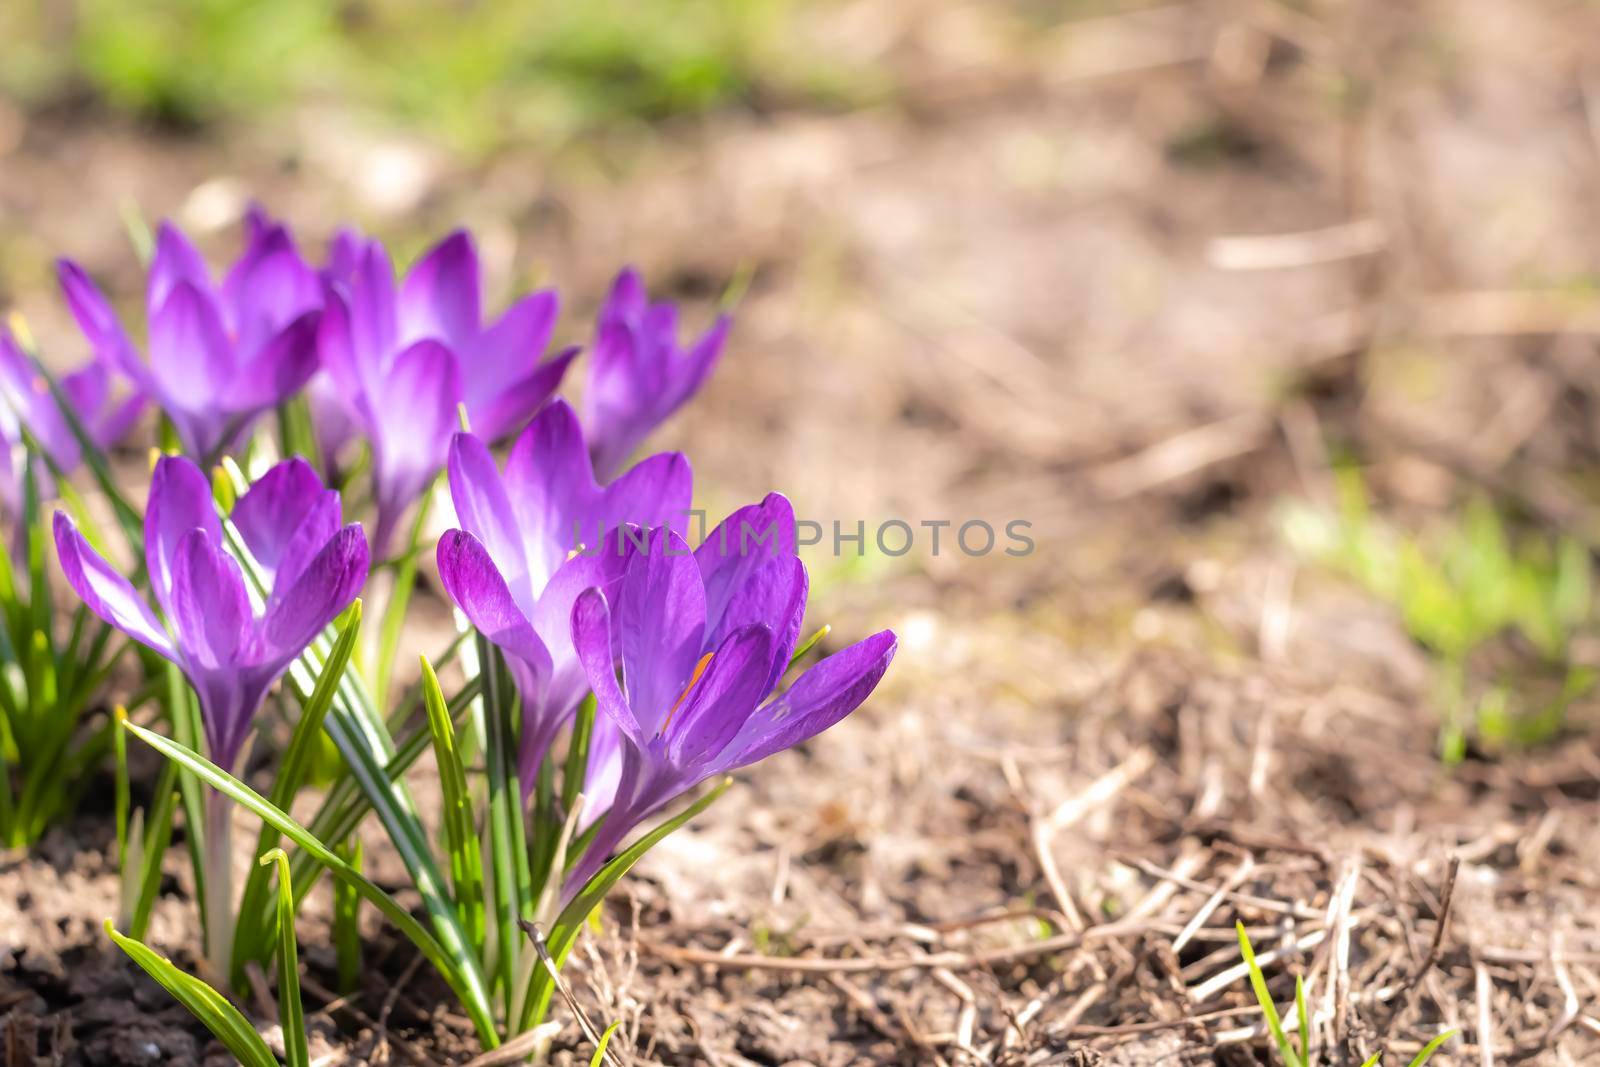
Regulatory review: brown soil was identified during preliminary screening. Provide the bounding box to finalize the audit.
[5,0,1600,1063]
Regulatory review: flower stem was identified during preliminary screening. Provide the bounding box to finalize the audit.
[203,788,235,987]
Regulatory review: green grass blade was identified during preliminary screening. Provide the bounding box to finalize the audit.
[788,624,831,667]
[590,1020,622,1067]
[129,768,180,940]
[164,664,209,935]
[276,395,318,468]
[122,718,499,1044]
[233,601,362,982]
[261,849,308,1067]
[1360,1055,1382,1067]
[1295,974,1310,1066]
[561,695,596,814]
[105,922,279,1067]
[372,478,436,709]
[522,779,731,1033]
[481,639,531,1019]
[211,472,495,1041]
[1236,921,1302,1067]
[119,197,155,264]
[114,706,131,871]
[420,655,485,950]
[1408,1030,1456,1066]
[334,838,362,995]
[271,676,477,946]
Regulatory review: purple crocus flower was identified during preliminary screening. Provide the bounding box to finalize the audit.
[565,519,896,895]
[434,399,691,787]
[56,208,322,461]
[583,267,731,481]
[318,229,577,554]
[0,326,143,516]
[53,455,368,773]
[579,491,801,820]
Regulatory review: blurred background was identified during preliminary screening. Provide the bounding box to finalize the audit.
[7,0,1600,1060]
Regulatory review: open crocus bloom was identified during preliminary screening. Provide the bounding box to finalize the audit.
[565,520,896,897]
[318,229,576,554]
[579,491,804,817]
[435,399,691,789]
[0,325,143,516]
[583,267,731,481]
[53,455,368,772]
[56,208,322,461]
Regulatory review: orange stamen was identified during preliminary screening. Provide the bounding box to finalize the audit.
[660,651,714,735]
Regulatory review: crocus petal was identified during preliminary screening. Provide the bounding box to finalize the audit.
[57,260,144,384]
[53,511,175,661]
[719,630,898,771]
[148,222,215,316]
[323,228,364,286]
[94,392,147,450]
[666,623,776,769]
[347,240,401,378]
[530,531,633,714]
[617,528,706,737]
[501,399,598,588]
[711,554,808,692]
[258,524,369,659]
[523,530,628,786]
[306,372,358,471]
[580,713,626,825]
[667,314,731,411]
[0,334,76,469]
[583,320,645,479]
[266,495,344,612]
[696,493,797,638]
[192,667,274,774]
[144,455,222,618]
[399,230,480,351]
[168,527,251,671]
[572,587,647,749]
[59,348,109,416]
[148,281,232,415]
[243,203,274,243]
[593,451,693,545]
[232,457,335,581]
[465,345,577,446]
[446,431,529,602]
[460,290,560,420]
[599,267,647,327]
[641,303,680,365]
[227,309,322,412]
[436,529,551,680]
[315,288,368,413]
[222,228,322,359]
[371,339,462,554]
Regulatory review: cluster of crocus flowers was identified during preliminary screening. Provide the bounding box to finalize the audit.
[27,205,896,1050]
[436,399,691,785]
[58,208,322,461]
[50,209,720,558]
[318,229,576,553]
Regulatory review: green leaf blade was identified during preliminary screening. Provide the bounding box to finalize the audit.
[261,849,308,1067]
[106,922,279,1067]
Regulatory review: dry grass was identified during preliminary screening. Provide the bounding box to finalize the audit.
[6,0,1600,1063]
